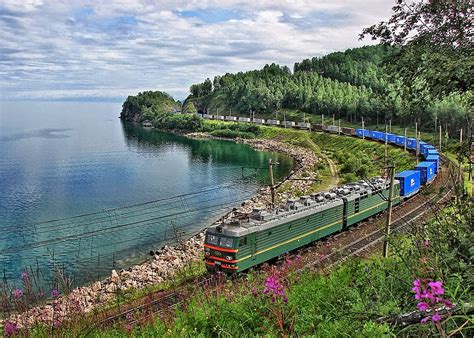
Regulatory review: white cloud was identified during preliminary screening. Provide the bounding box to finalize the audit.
[0,0,394,101]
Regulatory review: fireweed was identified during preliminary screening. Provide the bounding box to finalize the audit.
[412,279,453,323]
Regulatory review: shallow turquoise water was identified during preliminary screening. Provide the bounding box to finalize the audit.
[0,102,293,287]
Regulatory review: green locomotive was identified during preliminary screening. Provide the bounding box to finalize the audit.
[204,177,400,273]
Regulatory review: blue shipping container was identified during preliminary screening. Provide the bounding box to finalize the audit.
[406,138,417,149]
[427,149,438,156]
[385,133,396,143]
[419,142,429,157]
[395,170,421,197]
[395,135,406,146]
[422,146,436,158]
[425,155,440,173]
[415,161,436,184]
[355,129,369,138]
[369,130,384,140]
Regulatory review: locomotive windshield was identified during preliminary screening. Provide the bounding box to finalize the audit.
[206,234,234,248]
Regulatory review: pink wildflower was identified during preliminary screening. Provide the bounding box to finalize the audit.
[3,321,17,337]
[421,317,430,324]
[444,299,453,309]
[12,288,23,299]
[50,289,60,298]
[423,239,430,247]
[417,302,429,311]
[53,319,62,328]
[432,313,441,322]
[428,281,444,295]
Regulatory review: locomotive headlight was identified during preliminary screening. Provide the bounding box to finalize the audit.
[226,255,232,261]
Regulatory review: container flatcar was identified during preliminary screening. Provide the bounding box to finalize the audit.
[224,116,237,121]
[253,118,266,124]
[312,124,324,131]
[406,138,417,150]
[356,129,370,138]
[425,155,440,173]
[266,119,280,126]
[297,122,311,129]
[326,125,340,133]
[341,127,355,136]
[395,170,421,198]
[202,114,213,119]
[238,117,251,122]
[421,145,436,157]
[216,115,225,121]
[395,135,406,147]
[369,130,384,140]
[415,161,436,184]
[282,121,296,128]
[384,133,396,143]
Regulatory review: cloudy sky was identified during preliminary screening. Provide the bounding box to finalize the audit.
[0,1,394,102]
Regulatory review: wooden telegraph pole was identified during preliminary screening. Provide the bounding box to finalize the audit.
[384,125,388,177]
[362,118,365,140]
[383,164,395,258]
[404,128,407,151]
[439,125,442,151]
[268,159,276,208]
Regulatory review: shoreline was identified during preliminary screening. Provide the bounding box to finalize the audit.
[2,131,320,329]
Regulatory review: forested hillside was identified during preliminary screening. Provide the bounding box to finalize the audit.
[120,91,181,122]
[184,45,471,135]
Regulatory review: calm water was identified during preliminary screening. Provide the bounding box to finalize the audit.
[0,102,293,288]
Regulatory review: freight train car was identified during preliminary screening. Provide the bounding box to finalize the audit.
[341,127,355,136]
[238,117,251,122]
[266,119,280,126]
[297,122,311,129]
[395,170,421,198]
[415,162,436,184]
[326,125,340,133]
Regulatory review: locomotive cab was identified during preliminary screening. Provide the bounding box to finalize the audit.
[204,228,241,272]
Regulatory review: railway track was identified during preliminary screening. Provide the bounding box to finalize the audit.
[83,155,459,335]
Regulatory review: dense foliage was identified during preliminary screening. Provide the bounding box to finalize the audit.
[186,44,471,137]
[120,91,181,122]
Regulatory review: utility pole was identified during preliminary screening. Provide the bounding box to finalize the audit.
[383,164,395,258]
[384,125,388,177]
[415,121,419,163]
[389,119,392,133]
[439,125,442,152]
[284,113,287,128]
[417,131,421,164]
[332,114,335,126]
[404,128,407,151]
[460,128,463,145]
[338,119,341,135]
[362,118,365,140]
[268,159,276,208]
[322,114,324,126]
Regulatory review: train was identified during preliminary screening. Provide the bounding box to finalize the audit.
[201,114,440,273]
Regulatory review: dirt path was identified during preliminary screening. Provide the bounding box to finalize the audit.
[321,153,339,188]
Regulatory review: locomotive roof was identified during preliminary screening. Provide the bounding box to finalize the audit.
[207,177,394,238]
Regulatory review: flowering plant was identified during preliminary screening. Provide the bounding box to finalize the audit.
[412,279,452,323]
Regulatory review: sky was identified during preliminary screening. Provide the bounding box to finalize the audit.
[0,1,395,102]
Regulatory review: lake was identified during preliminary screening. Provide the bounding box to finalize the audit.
[0,101,293,288]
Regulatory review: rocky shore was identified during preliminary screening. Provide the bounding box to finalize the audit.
[2,136,319,330]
